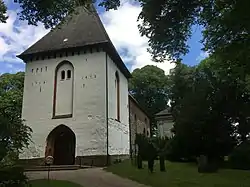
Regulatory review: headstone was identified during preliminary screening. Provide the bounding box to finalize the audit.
[198,155,208,172]
[197,155,218,173]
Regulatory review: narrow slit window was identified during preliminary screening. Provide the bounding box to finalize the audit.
[61,70,65,80]
[67,70,71,79]
[115,71,120,121]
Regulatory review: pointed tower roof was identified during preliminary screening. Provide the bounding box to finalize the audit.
[18,5,131,78]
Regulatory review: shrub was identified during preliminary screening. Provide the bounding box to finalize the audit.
[165,137,186,162]
[228,141,250,170]
[0,166,28,187]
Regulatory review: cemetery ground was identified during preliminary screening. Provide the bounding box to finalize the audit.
[105,160,250,187]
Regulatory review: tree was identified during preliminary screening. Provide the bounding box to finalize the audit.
[0,0,7,23]
[169,60,237,170]
[198,56,250,143]
[168,62,195,123]
[0,72,32,166]
[0,0,114,29]
[138,0,250,64]
[129,65,169,133]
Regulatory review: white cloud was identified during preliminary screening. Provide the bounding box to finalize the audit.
[196,51,209,62]
[0,10,49,66]
[100,1,175,74]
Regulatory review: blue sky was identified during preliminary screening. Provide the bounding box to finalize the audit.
[0,0,208,75]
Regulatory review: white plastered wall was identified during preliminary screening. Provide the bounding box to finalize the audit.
[107,55,130,155]
[157,120,174,138]
[20,50,107,159]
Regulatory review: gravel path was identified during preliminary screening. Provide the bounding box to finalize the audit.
[26,168,150,187]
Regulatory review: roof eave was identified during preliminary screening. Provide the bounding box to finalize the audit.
[17,43,132,79]
[129,94,151,119]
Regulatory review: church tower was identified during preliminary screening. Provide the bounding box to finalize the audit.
[18,6,131,166]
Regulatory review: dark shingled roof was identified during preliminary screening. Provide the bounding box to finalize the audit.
[155,107,172,117]
[17,5,131,78]
[129,94,150,119]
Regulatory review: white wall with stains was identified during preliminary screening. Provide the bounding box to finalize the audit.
[21,49,108,159]
[107,55,130,156]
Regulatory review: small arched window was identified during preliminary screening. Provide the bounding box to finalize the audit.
[67,70,72,79]
[143,128,146,135]
[61,70,65,80]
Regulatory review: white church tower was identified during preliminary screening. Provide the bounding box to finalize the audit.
[18,6,131,166]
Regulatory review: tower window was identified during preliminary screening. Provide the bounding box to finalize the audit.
[61,70,65,80]
[36,68,39,73]
[143,128,146,135]
[45,66,48,71]
[115,71,120,121]
[67,70,71,79]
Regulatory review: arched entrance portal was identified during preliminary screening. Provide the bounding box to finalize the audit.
[45,125,76,165]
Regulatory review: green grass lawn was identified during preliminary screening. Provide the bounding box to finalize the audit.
[106,160,250,187]
[30,179,82,187]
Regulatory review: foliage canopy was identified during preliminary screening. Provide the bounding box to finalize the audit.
[0,72,32,166]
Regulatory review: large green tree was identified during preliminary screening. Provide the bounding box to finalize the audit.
[199,56,250,142]
[169,60,237,163]
[129,65,169,132]
[0,72,31,166]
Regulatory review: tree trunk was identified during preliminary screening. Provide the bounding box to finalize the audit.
[159,156,166,172]
[137,154,142,169]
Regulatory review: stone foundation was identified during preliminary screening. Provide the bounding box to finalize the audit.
[18,158,45,166]
[19,154,130,168]
[75,154,129,167]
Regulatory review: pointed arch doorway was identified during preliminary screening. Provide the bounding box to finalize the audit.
[45,125,76,165]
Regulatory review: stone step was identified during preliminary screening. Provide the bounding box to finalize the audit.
[24,165,92,172]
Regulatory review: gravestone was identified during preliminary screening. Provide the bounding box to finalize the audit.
[197,155,219,173]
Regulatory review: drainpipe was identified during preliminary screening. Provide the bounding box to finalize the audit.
[128,97,132,159]
[105,52,109,166]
